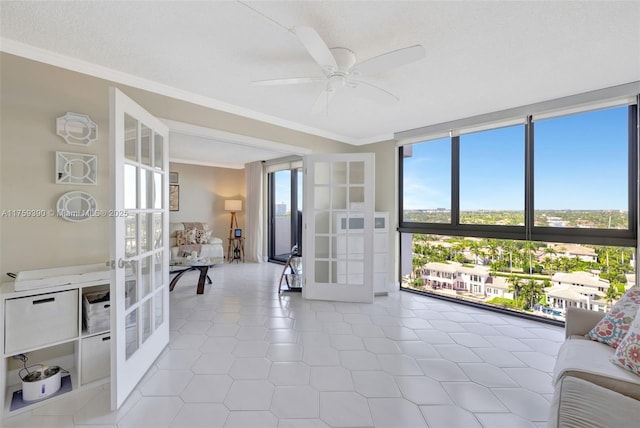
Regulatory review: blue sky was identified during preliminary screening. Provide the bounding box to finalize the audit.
[403,105,629,211]
[274,170,292,209]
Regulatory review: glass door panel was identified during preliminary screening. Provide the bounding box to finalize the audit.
[303,153,375,303]
[111,87,169,410]
[270,170,292,261]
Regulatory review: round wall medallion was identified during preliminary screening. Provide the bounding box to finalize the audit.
[56,191,97,222]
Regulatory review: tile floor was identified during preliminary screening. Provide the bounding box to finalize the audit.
[3,262,565,427]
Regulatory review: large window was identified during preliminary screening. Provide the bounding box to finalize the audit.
[460,125,525,226]
[534,106,629,230]
[401,233,636,322]
[399,99,638,322]
[402,137,451,223]
[400,103,637,246]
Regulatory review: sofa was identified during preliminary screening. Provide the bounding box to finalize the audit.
[548,306,640,427]
[169,222,224,264]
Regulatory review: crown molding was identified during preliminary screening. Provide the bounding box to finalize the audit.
[168,157,247,170]
[160,119,312,156]
[0,37,363,145]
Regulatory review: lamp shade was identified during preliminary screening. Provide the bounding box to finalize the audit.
[225,199,242,212]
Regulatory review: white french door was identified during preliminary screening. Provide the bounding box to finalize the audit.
[110,88,170,409]
[303,153,375,303]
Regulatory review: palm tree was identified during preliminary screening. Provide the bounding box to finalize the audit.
[521,279,545,310]
[469,241,484,265]
[486,239,500,264]
[506,275,523,308]
[605,283,622,310]
[522,241,537,275]
[451,239,467,261]
[503,241,517,273]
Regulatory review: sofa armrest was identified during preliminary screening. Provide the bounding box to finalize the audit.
[565,307,605,338]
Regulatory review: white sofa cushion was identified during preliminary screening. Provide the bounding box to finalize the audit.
[169,222,223,263]
[553,337,640,400]
[548,375,640,428]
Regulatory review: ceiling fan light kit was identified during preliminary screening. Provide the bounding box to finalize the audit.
[253,26,426,114]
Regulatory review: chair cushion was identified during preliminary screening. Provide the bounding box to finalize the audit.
[548,376,640,428]
[611,306,640,376]
[586,286,640,348]
[176,229,197,245]
[553,337,640,400]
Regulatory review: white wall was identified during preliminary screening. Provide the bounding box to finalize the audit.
[1,53,355,276]
[1,56,111,274]
[168,162,245,240]
[354,140,399,289]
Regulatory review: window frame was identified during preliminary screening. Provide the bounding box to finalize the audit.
[399,103,638,248]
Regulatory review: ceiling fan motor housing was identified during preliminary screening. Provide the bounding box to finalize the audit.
[328,47,357,91]
[329,47,356,73]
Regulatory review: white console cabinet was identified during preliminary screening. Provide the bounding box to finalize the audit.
[0,263,111,418]
[336,212,391,295]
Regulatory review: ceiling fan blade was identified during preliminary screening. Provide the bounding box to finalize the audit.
[294,26,338,73]
[311,88,336,116]
[350,80,399,104]
[252,77,324,86]
[350,45,425,77]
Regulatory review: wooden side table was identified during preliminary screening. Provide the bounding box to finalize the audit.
[169,263,213,294]
[227,237,245,263]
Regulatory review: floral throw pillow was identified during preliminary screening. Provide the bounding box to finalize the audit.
[176,228,197,246]
[587,286,640,348]
[194,229,212,244]
[611,307,640,376]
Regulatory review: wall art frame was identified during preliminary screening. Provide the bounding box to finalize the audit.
[56,191,97,222]
[169,184,179,211]
[56,112,98,146]
[55,151,98,185]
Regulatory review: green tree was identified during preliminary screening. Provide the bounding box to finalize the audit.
[503,241,518,273]
[506,275,524,308]
[605,283,622,310]
[520,279,545,310]
[486,239,500,263]
[469,241,484,265]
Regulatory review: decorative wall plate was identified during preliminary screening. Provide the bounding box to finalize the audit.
[56,152,97,185]
[56,112,98,145]
[56,191,97,222]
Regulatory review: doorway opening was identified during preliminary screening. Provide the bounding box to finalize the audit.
[268,166,303,263]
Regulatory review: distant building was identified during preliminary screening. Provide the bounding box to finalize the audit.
[484,276,514,300]
[457,265,491,294]
[549,244,598,263]
[625,274,636,290]
[552,271,610,292]
[546,271,609,312]
[276,202,287,215]
[546,216,568,227]
[421,262,459,291]
[421,262,490,294]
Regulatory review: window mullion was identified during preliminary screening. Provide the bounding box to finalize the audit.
[525,115,534,240]
[451,136,460,227]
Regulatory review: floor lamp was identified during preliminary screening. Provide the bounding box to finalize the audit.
[225,199,242,239]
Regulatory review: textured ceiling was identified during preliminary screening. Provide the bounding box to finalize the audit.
[2,1,639,162]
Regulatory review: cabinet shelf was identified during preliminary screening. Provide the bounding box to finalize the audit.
[1,268,111,419]
[3,371,77,416]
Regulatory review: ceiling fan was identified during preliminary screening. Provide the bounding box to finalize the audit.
[252,26,426,114]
